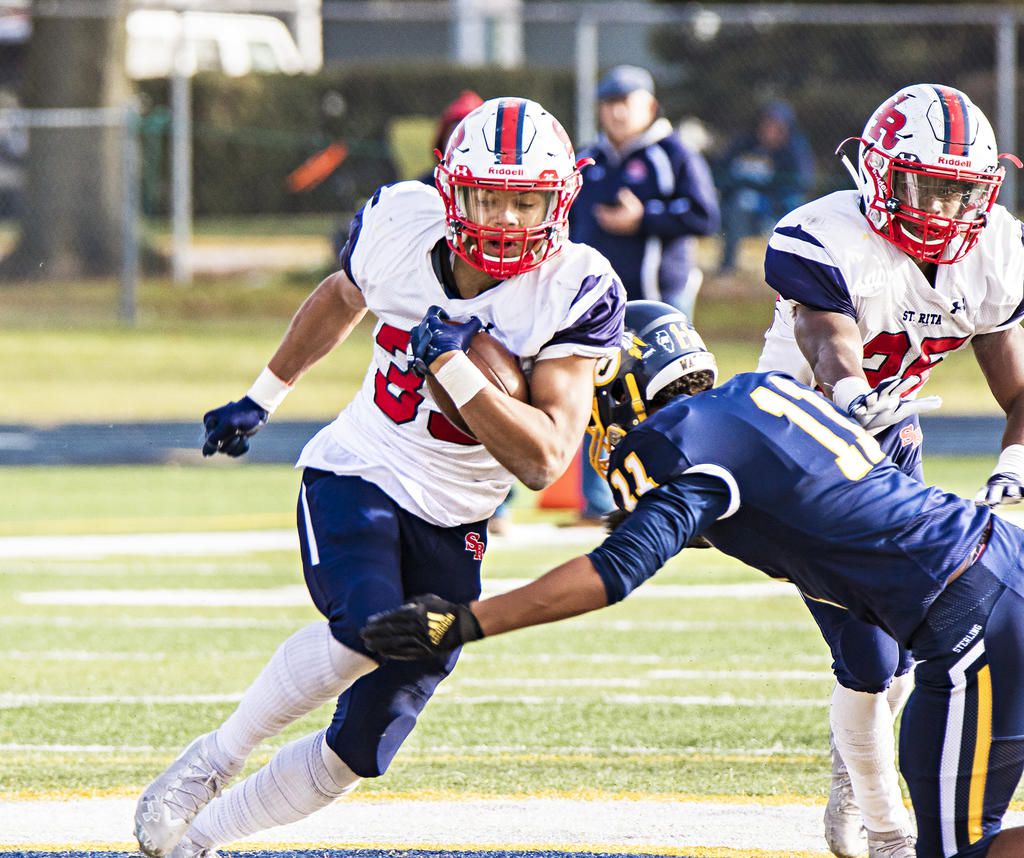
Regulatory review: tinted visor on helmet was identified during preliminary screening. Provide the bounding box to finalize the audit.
[890,164,997,222]
[457,186,557,225]
[454,185,557,265]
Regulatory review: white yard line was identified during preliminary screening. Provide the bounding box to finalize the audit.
[0,692,828,708]
[0,530,299,558]
[0,656,828,684]
[15,581,794,607]
[0,616,300,629]
[0,524,602,560]
[0,795,831,852]
[3,795,1021,854]
[17,586,311,607]
[4,509,1023,562]
[457,669,828,683]
[0,523,805,608]
[0,742,823,757]
[5,509,1023,560]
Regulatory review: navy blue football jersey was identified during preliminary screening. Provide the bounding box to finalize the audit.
[594,371,993,643]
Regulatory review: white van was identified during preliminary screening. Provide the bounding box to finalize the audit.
[126,10,306,79]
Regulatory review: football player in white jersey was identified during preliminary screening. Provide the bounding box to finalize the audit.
[757,84,1024,858]
[133,97,626,858]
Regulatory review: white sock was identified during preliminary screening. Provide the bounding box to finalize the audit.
[213,622,376,766]
[831,683,912,834]
[886,670,914,718]
[189,729,360,847]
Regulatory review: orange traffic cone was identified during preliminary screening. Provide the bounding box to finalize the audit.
[538,445,584,510]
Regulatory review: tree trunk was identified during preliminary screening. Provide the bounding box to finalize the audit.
[1,0,131,280]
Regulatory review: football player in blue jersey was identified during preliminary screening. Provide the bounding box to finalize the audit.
[757,84,1024,857]
[363,301,1024,858]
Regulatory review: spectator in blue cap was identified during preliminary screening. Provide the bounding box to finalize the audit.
[567,64,720,525]
[572,65,720,319]
[716,99,816,274]
[596,64,655,101]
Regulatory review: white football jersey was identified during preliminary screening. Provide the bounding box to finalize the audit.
[758,190,1024,395]
[297,181,625,527]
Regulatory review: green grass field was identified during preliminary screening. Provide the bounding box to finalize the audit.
[1,457,1020,811]
[0,265,1001,422]
[0,270,1018,856]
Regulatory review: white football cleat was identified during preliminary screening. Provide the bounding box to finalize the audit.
[866,828,916,858]
[167,834,219,858]
[134,732,239,857]
[824,732,866,858]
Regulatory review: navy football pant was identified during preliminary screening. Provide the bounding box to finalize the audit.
[296,469,487,778]
[901,517,1024,858]
[803,416,922,691]
[803,596,914,692]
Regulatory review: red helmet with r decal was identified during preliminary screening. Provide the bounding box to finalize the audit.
[837,84,1020,264]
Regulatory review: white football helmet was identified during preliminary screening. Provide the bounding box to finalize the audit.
[837,84,1020,264]
[435,97,590,278]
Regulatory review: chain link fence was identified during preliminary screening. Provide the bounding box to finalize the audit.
[1,2,1023,317]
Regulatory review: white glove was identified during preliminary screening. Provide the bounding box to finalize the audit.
[833,374,942,432]
[975,445,1024,507]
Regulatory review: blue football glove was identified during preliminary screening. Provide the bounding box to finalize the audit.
[201,396,269,458]
[409,305,483,377]
[846,375,942,432]
[975,473,1024,507]
[360,594,484,660]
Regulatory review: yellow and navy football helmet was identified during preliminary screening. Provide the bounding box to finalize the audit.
[588,301,717,476]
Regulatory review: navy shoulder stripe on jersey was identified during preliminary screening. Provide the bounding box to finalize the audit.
[545,275,625,352]
[765,225,855,317]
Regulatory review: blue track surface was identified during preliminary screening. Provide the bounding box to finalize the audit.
[0,852,685,858]
[0,414,1005,466]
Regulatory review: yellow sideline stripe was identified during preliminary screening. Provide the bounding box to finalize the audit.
[9,785,1024,811]
[0,786,865,807]
[968,663,993,843]
[0,844,827,858]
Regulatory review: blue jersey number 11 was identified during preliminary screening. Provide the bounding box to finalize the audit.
[751,376,885,480]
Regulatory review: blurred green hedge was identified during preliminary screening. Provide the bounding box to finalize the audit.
[136,65,576,218]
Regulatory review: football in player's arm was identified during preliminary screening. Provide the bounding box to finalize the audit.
[753,83,1024,858]
[134,97,625,858]
[362,301,1024,858]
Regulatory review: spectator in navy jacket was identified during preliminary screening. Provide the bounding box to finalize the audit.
[716,100,815,274]
[570,65,720,319]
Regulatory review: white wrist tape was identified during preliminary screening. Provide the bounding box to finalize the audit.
[247,367,292,415]
[831,376,872,412]
[993,444,1024,479]
[433,351,487,409]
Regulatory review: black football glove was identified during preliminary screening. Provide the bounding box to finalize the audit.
[360,594,484,660]
[409,306,483,377]
[201,396,269,457]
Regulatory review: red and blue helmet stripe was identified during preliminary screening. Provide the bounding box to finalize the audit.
[933,85,971,156]
[493,98,527,164]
